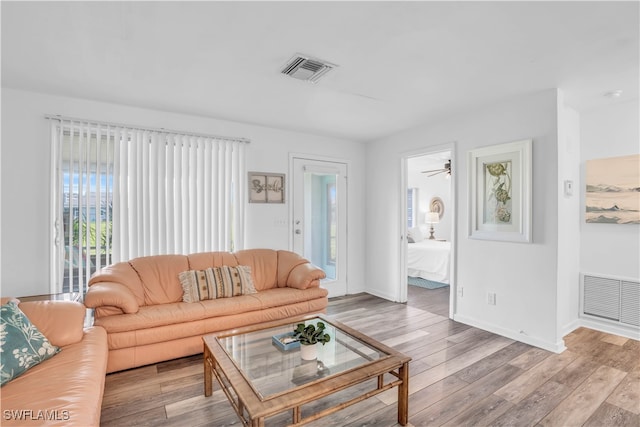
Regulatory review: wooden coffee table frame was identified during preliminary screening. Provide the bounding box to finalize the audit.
[203,314,411,427]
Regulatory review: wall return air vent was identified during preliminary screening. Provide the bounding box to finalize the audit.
[581,273,640,328]
[280,54,336,83]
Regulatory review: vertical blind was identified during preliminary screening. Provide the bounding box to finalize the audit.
[49,117,247,295]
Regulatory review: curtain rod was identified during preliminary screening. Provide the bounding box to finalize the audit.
[45,114,251,144]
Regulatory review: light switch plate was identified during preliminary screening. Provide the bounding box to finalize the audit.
[564,180,574,197]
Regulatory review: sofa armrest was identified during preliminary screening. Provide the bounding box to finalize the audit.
[84,282,139,314]
[286,263,326,290]
[18,301,85,347]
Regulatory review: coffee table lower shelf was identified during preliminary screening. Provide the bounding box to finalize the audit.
[203,315,411,427]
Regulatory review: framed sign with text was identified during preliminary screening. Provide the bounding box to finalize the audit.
[248,172,285,203]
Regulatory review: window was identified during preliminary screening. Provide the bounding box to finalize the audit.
[50,118,247,296]
[326,182,337,265]
[62,171,114,292]
[407,188,418,228]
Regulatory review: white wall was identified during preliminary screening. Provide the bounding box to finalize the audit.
[366,89,565,351]
[580,99,640,281]
[0,88,366,297]
[556,93,581,337]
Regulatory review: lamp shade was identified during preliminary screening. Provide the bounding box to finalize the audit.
[426,212,440,224]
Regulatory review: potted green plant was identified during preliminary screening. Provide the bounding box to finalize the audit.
[293,321,331,360]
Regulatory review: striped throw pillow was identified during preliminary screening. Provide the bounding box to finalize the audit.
[179,265,257,303]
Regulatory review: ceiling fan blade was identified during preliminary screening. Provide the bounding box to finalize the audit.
[421,168,446,174]
[421,159,452,176]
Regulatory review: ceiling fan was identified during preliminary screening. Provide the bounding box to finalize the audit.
[422,160,451,177]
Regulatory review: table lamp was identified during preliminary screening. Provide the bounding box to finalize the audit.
[426,212,439,240]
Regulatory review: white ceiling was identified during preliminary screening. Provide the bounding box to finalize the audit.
[2,1,638,142]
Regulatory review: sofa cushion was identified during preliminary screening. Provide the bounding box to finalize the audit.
[249,287,329,309]
[179,265,257,302]
[95,294,263,334]
[234,249,278,291]
[94,287,328,335]
[94,300,208,334]
[130,255,189,305]
[103,293,330,352]
[0,301,60,386]
[18,301,86,347]
[0,326,108,426]
[187,251,238,270]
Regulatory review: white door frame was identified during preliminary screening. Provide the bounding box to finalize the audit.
[289,153,350,297]
[399,143,457,318]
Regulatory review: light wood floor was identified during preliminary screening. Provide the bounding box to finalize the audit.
[100,286,640,426]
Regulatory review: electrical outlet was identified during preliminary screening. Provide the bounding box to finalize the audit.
[487,292,496,305]
[457,287,464,298]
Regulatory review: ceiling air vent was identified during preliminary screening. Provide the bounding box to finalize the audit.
[280,54,336,83]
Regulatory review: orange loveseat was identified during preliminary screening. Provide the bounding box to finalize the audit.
[84,249,328,373]
[0,298,108,426]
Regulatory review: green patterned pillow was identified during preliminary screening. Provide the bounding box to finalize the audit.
[1,301,60,386]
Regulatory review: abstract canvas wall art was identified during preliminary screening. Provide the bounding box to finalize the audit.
[585,154,640,224]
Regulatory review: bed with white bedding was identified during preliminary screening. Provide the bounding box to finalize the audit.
[407,239,451,284]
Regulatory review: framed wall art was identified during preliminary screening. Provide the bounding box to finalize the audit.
[430,196,445,220]
[585,154,640,224]
[468,139,532,243]
[248,172,285,203]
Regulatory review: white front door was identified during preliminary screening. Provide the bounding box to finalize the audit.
[291,157,348,297]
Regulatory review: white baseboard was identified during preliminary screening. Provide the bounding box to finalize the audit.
[560,319,581,338]
[453,314,566,353]
[576,318,640,340]
[347,284,366,295]
[364,287,399,303]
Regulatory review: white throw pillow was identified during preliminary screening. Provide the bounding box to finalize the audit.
[407,227,424,243]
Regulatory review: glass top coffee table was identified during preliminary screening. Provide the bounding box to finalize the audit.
[203,314,411,426]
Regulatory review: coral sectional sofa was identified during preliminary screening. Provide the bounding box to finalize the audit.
[84,249,328,373]
[0,298,108,426]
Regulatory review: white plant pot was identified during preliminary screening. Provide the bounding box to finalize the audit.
[300,343,317,360]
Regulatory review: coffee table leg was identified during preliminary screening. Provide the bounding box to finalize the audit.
[250,417,264,427]
[397,361,409,425]
[204,346,213,397]
[292,406,301,424]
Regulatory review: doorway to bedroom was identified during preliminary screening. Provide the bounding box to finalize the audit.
[402,148,455,318]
